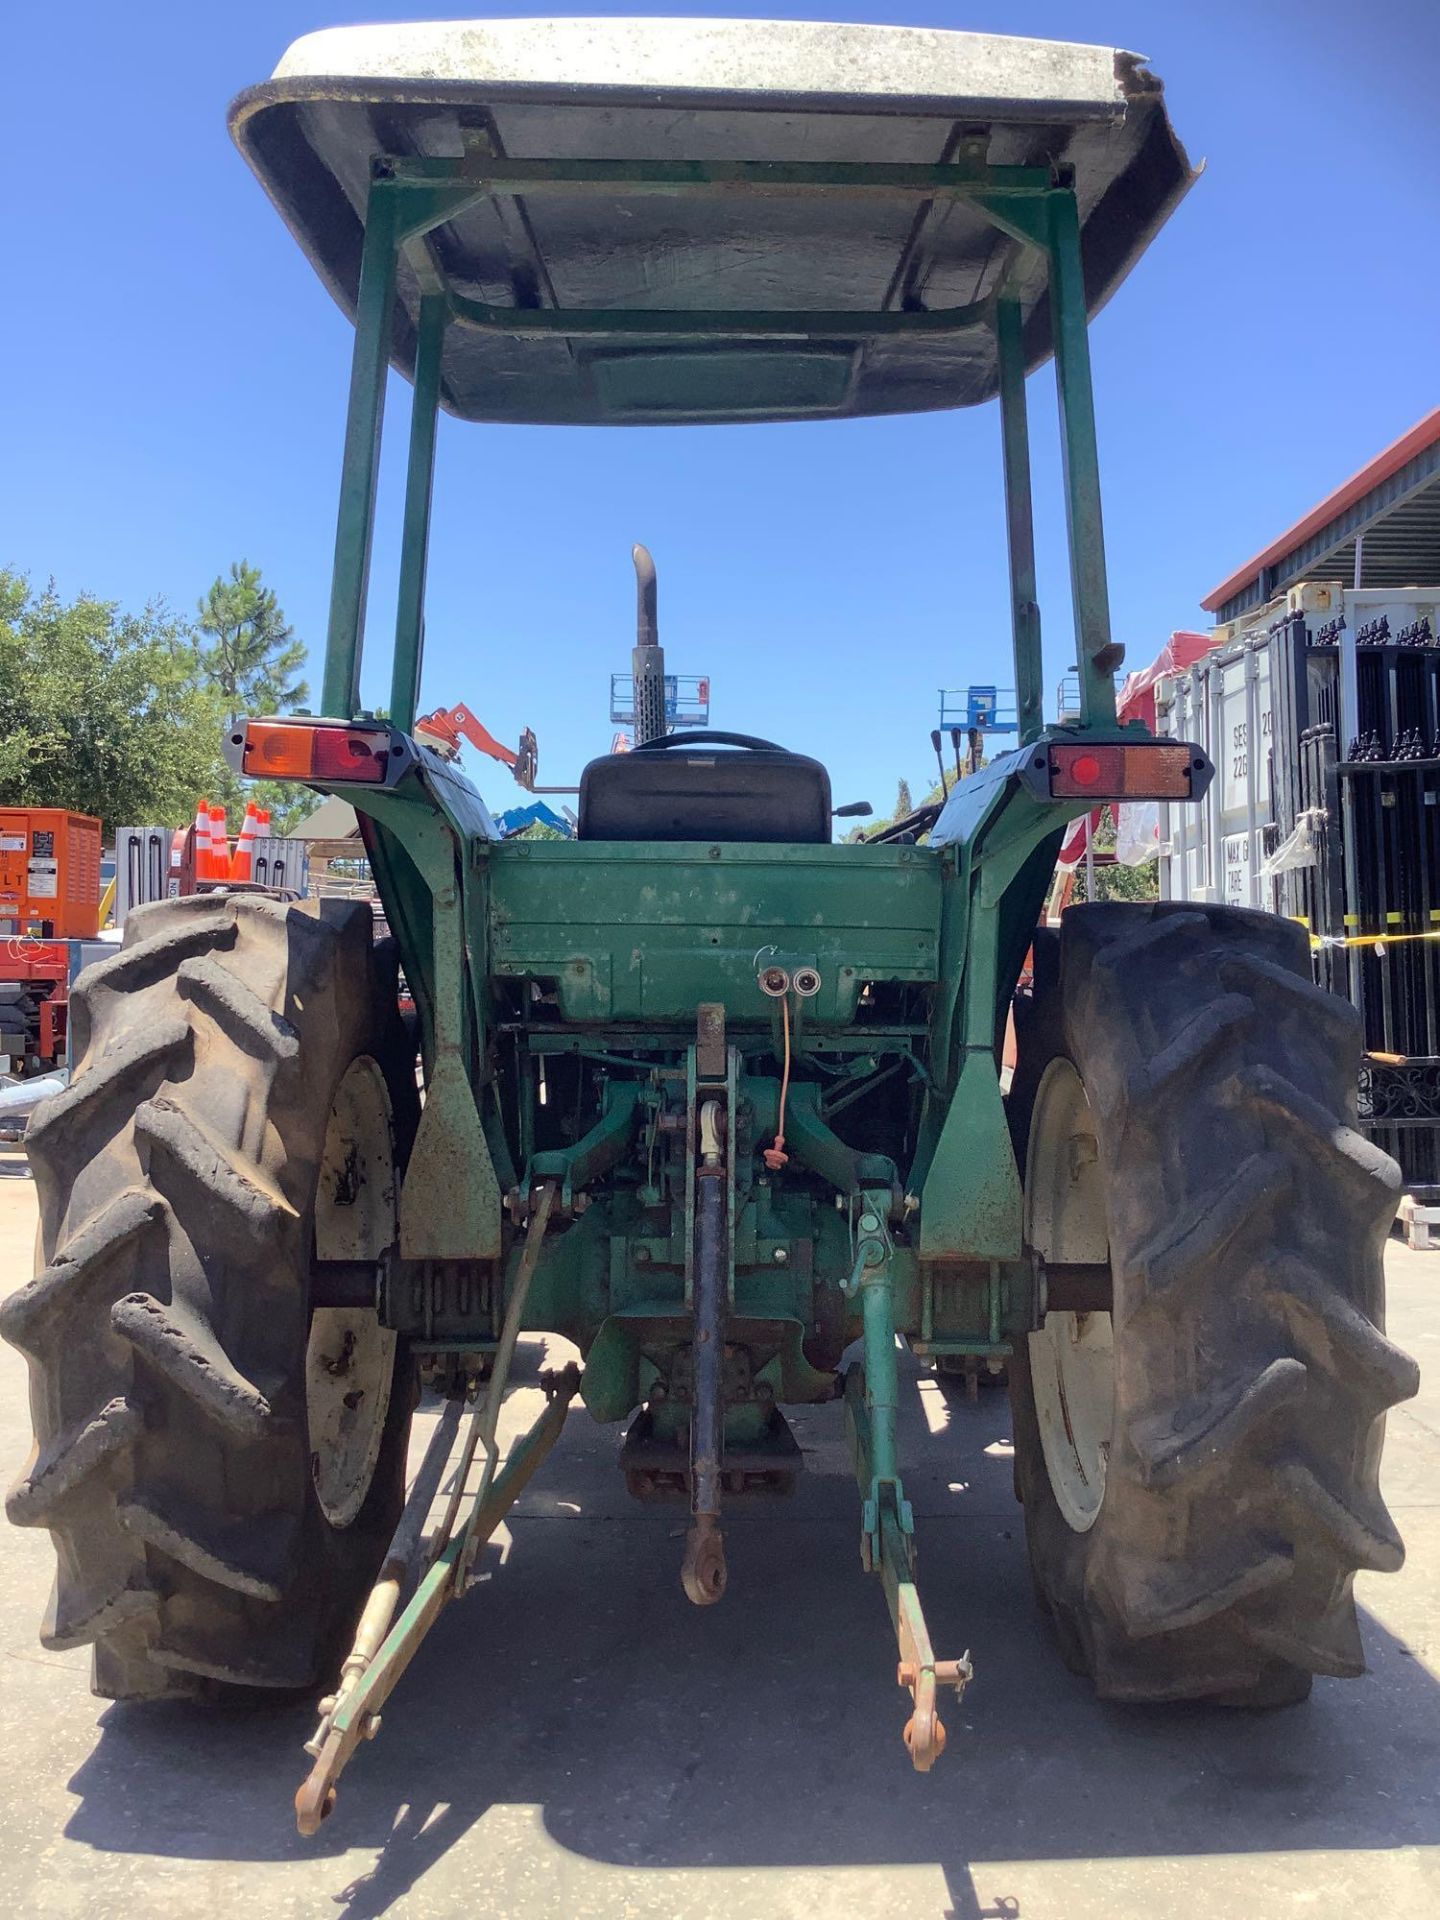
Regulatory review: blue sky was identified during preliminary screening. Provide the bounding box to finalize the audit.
[3,2,1437,815]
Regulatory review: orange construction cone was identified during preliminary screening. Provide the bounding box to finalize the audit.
[231,802,259,883]
[208,805,231,882]
[193,799,212,880]
[255,808,271,888]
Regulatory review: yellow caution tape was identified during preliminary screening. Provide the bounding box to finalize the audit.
[1310,928,1440,951]
[1290,914,1440,952]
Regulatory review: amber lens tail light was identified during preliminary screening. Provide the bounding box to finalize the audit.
[239,722,392,783]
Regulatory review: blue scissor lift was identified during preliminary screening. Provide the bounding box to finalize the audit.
[936,685,1018,781]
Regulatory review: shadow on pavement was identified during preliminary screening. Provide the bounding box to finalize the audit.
[63,1361,1440,1920]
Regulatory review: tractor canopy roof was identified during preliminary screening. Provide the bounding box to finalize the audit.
[229,16,1194,427]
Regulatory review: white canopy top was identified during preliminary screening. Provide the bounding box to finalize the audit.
[231,17,1194,425]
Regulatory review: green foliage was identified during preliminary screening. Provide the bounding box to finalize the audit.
[0,570,235,838]
[242,780,313,838]
[197,560,309,723]
[1069,808,1159,904]
[0,565,323,842]
[894,776,914,818]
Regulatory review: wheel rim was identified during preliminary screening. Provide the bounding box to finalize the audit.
[1024,1057,1114,1534]
[307,1055,399,1530]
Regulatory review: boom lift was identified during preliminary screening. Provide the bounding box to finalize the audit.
[413,703,538,789]
[4,17,1416,1838]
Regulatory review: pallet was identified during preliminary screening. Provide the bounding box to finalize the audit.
[1395,1194,1440,1251]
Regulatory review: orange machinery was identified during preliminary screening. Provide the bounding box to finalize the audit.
[413,705,539,789]
[0,809,102,939]
[0,810,102,1077]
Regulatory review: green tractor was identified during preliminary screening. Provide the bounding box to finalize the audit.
[4,17,1417,1831]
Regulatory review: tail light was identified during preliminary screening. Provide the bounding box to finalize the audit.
[235,722,395,784]
[1036,740,1211,801]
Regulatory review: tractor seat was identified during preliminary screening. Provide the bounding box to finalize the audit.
[577,732,832,843]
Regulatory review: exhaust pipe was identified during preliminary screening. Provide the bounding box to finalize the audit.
[631,543,667,746]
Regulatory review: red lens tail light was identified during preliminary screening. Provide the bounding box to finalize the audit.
[238,722,392,783]
[1049,741,1199,800]
[310,728,392,782]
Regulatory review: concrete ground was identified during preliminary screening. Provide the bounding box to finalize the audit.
[0,1173,1437,1920]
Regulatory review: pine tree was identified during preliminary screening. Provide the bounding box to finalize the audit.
[196,561,309,723]
[895,777,914,818]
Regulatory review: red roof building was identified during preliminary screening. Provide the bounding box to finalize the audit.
[1202,408,1440,624]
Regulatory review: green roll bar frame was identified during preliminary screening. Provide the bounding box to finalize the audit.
[320,153,1117,736]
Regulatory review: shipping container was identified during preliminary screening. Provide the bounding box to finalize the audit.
[1156,579,1440,1191]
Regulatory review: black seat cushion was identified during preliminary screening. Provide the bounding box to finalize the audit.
[578,746,832,843]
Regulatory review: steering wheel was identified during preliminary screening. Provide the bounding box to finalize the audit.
[630,730,788,753]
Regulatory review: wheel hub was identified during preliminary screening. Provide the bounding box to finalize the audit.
[1028,1309,1114,1532]
[1024,1057,1115,1535]
[307,1055,399,1529]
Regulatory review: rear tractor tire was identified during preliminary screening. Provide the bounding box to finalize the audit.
[1008,902,1418,1705]
[2,893,417,1701]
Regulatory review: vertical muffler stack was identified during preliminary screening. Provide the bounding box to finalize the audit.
[631,544,667,746]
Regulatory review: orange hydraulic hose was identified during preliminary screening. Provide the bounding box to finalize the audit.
[764,994,791,1172]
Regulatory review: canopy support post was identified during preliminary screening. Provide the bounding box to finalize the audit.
[322,181,399,720]
[1048,188,1117,730]
[391,294,446,732]
[996,298,1044,746]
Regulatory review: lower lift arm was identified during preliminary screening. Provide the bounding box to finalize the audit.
[844,1195,972,1769]
[295,1183,576,1836]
